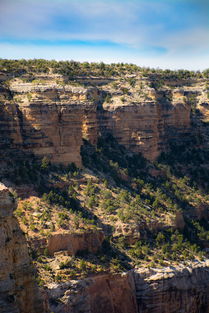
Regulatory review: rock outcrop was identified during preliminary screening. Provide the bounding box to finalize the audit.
[100,94,191,160]
[1,77,203,166]
[0,82,100,166]
[134,261,209,313]
[29,230,104,257]
[45,261,209,313]
[0,183,44,313]
[47,230,104,256]
[1,73,209,313]
[47,271,137,313]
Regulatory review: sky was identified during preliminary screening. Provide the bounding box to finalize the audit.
[0,0,209,70]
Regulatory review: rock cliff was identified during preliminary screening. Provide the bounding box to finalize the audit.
[47,230,104,256]
[134,261,209,313]
[30,230,105,257]
[1,75,205,166]
[46,261,209,313]
[47,271,138,313]
[100,94,191,161]
[0,82,99,166]
[0,183,44,313]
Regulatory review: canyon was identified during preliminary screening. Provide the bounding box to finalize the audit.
[0,62,209,313]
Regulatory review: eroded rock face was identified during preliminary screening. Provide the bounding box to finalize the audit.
[100,91,191,161]
[0,183,44,313]
[0,83,100,166]
[134,261,209,313]
[45,261,209,313]
[47,230,104,256]
[0,78,197,166]
[47,272,137,313]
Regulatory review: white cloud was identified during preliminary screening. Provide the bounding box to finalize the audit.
[0,0,208,68]
[0,42,208,70]
[161,27,209,54]
[0,0,208,49]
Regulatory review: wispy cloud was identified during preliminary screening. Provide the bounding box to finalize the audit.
[0,0,208,69]
[0,41,208,70]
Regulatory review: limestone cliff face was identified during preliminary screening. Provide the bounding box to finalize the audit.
[100,91,191,160]
[0,77,200,165]
[47,230,104,256]
[0,183,44,313]
[0,82,99,166]
[30,230,105,257]
[46,261,209,313]
[134,262,209,313]
[47,272,138,313]
[0,74,209,166]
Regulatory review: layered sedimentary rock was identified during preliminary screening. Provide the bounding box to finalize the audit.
[134,261,209,313]
[47,230,104,256]
[0,187,208,313]
[47,271,137,313]
[46,261,209,313]
[30,230,104,257]
[101,92,191,160]
[0,183,44,313]
[0,77,201,165]
[0,82,100,166]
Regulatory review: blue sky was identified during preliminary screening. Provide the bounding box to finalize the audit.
[0,0,209,70]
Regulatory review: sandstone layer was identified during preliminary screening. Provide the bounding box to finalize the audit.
[0,82,100,166]
[2,76,208,165]
[100,96,191,160]
[47,271,137,313]
[134,261,209,313]
[46,261,209,313]
[47,230,104,256]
